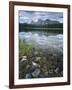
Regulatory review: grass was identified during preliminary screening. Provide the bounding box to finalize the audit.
[19,39,33,58]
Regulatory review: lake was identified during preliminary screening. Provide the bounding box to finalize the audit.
[19,31,63,53]
[19,31,63,78]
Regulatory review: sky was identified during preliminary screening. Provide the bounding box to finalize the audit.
[19,10,63,24]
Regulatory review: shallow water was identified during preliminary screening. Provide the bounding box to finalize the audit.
[19,31,63,53]
[19,31,63,78]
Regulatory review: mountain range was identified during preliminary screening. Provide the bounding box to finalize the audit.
[24,19,61,25]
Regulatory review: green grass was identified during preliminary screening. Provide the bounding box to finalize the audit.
[19,40,33,58]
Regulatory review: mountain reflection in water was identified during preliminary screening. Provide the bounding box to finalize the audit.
[19,31,63,53]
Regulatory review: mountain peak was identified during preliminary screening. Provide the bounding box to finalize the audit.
[30,19,60,25]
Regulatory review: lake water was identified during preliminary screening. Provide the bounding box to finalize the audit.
[19,31,63,53]
[19,31,63,78]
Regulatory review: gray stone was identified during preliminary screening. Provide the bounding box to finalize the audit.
[34,51,38,55]
[44,71,48,76]
[41,65,47,72]
[25,73,32,78]
[55,67,59,73]
[35,57,41,62]
[49,69,53,74]
[20,56,27,62]
[26,65,30,69]
[32,61,40,68]
[32,68,40,78]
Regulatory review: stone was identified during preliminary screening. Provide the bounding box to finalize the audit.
[26,65,30,69]
[32,61,40,68]
[21,56,27,62]
[25,73,32,78]
[39,51,43,55]
[35,57,41,62]
[41,65,47,72]
[32,68,40,78]
[31,56,36,61]
[29,65,36,72]
[55,67,59,73]
[34,51,38,55]
[44,71,48,76]
[39,74,44,78]
[49,69,53,74]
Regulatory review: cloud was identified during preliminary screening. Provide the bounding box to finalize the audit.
[19,10,63,23]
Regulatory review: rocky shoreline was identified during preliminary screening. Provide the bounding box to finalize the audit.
[19,47,63,79]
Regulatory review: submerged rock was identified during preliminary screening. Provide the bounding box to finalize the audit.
[20,56,27,62]
[32,68,40,78]
[49,69,54,74]
[44,71,48,77]
[26,64,31,69]
[35,57,41,62]
[32,61,40,68]
[25,73,32,78]
[54,67,59,73]
[34,51,39,56]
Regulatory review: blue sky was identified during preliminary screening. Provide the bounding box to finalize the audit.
[19,10,63,23]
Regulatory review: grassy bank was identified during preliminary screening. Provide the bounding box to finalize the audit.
[19,39,34,58]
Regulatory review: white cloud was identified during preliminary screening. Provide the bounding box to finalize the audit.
[19,10,63,23]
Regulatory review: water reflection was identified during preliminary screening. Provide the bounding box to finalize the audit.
[19,31,63,53]
[19,31,63,78]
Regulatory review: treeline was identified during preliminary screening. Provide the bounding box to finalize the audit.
[19,23,63,32]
